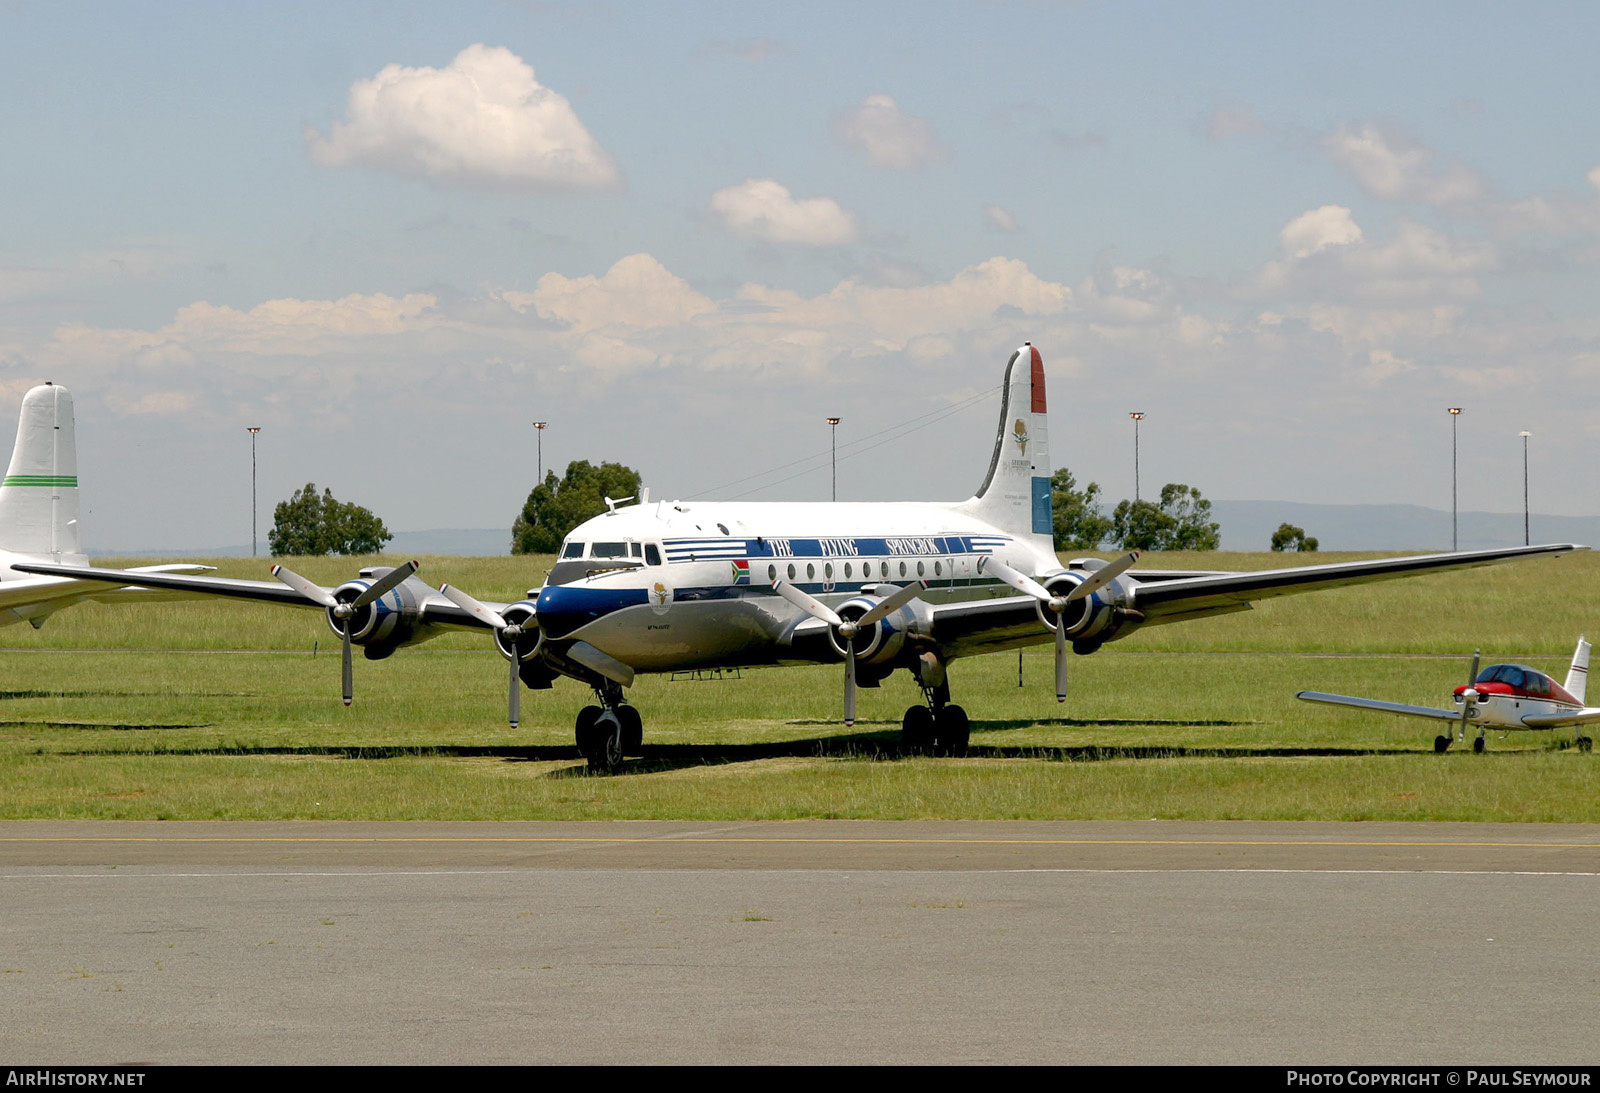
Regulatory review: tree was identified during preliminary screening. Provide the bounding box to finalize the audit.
[1110,483,1221,551]
[512,459,644,554]
[268,482,393,556]
[1270,522,1319,552]
[1050,468,1113,550]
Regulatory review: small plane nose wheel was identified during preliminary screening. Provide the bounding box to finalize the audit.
[1433,735,1451,753]
[1578,735,1593,753]
[1472,734,1486,754]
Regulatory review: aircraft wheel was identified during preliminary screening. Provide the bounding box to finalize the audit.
[902,705,935,753]
[586,710,624,773]
[934,704,970,756]
[1472,736,1486,754]
[618,704,644,755]
[1433,735,1451,754]
[1579,736,1593,753]
[574,705,603,757]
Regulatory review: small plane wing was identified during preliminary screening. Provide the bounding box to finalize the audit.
[1133,543,1583,622]
[1295,691,1462,722]
[1519,708,1600,729]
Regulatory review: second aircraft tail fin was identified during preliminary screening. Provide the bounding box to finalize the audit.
[1566,636,1591,703]
[0,383,83,561]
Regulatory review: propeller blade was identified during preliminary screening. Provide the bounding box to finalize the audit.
[856,579,928,627]
[844,640,857,726]
[1055,614,1068,702]
[353,560,419,609]
[341,622,353,707]
[1065,551,1140,602]
[271,564,337,608]
[1458,649,1482,739]
[508,654,521,729]
[771,579,844,627]
[978,555,1053,602]
[439,583,511,631]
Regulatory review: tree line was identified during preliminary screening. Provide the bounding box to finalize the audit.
[262,463,1318,556]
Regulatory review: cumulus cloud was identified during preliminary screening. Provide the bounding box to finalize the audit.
[984,205,1020,233]
[831,94,944,171]
[707,178,859,246]
[1280,205,1364,258]
[509,253,715,332]
[1323,121,1485,207]
[305,44,621,191]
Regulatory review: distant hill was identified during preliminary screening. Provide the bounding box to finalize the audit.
[1212,501,1600,552]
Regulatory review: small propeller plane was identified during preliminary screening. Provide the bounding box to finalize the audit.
[16,345,1586,771]
[1298,640,1599,753]
[0,383,207,628]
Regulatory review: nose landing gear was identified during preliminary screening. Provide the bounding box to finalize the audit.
[574,681,641,773]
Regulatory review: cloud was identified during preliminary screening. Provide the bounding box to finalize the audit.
[509,253,716,332]
[305,44,621,191]
[707,178,859,246]
[1323,121,1485,207]
[984,205,1020,233]
[831,94,944,171]
[1280,205,1364,258]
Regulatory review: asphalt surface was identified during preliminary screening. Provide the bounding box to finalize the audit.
[3,820,1598,1065]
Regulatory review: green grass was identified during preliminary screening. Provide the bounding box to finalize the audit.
[0,548,1596,820]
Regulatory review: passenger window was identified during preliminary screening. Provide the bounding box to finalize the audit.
[806,563,815,580]
[787,564,796,580]
[825,563,833,579]
[768,564,777,581]
[845,563,853,579]
[645,544,662,566]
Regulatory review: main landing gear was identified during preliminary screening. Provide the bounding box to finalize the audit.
[574,680,642,774]
[900,668,970,756]
[1579,735,1593,753]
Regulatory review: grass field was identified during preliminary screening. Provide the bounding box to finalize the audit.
[2,548,1597,821]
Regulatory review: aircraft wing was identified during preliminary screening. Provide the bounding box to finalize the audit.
[1295,691,1462,722]
[9,562,492,631]
[0,563,214,611]
[1132,543,1584,622]
[1519,708,1600,729]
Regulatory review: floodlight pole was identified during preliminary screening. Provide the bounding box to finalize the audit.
[1520,430,1531,546]
[1129,413,1145,501]
[532,422,547,483]
[1448,408,1462,551]
[246,427,260,557]
[826,417,841,501]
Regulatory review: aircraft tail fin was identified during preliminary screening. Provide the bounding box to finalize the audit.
[1565,636,1590,703]
[955,343,1053,560]
[0,384,83,560]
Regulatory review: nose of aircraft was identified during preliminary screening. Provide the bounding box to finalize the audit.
[535,584,648,639]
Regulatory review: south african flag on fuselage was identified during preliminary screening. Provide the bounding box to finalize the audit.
[730,559,749,584]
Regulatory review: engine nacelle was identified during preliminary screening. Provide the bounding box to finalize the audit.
[1033,570,1135,645]
[824,593,917,666]
[492,600,544,663]
[327,573,424,660]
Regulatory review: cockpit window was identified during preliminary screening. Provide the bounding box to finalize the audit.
[591,541,628,559]
[645,543,662,566]
[561,542,584,559]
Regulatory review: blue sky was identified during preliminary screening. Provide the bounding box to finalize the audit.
[2,1,1598,549]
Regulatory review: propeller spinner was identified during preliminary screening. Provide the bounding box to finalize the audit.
[773,579,927,726]
[272,560,418,706]
[978,551,1139,701]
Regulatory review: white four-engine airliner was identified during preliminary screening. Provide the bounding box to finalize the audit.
[18,345,1585,771]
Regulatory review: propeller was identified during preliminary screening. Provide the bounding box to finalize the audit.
[271,560,418,706]
[772,578,927,726]
[978,551,1139,702]
[438,583,533,729]
[1457,649,1482,742]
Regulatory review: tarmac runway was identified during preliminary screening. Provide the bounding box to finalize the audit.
[3,820,1598,1065]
